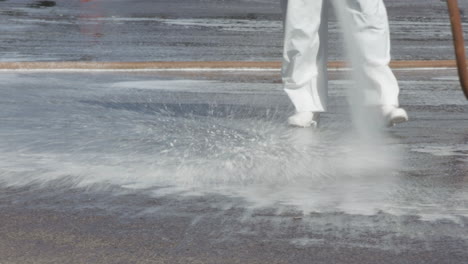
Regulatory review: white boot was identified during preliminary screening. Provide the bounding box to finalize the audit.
[288,112,320,128]
[382,106,408,127]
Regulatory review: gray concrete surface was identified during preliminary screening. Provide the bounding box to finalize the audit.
[0,69,467,263]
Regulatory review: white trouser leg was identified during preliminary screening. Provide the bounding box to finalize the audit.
[281,0,329,113]
[331,0,400,107]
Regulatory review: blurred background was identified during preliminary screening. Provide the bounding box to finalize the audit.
[1,0,467,62]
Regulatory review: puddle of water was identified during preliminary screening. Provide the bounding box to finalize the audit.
[0,75,467,223]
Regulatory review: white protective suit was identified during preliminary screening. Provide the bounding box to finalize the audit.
[281,0,400,113]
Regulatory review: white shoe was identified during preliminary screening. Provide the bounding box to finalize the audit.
[288,112,320,128]
[382,106,408,127]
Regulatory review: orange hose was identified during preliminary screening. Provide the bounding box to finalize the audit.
[447,0,468,99]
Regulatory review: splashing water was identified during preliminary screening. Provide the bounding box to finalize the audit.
[0,87,401,216]
[3,73,466,221]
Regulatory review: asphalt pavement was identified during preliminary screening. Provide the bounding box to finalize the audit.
[0,0,467,62]
[0,69,467,263]
[0,0,468,263]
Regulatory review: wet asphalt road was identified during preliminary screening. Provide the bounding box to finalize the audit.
[0,0,467,62]
[1,0,468,263]
[0,69,467,263]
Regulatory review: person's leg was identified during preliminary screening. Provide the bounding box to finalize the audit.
[331,0,407,126]
[281,0,329,116]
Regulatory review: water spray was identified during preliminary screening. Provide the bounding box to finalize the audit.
[447,0,468,99]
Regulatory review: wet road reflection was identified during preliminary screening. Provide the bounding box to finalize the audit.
[0,70,467,262]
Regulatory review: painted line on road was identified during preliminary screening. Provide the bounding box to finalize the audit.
[0,68,280,72]
[0,67,459,73]
[0,61,460,72]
